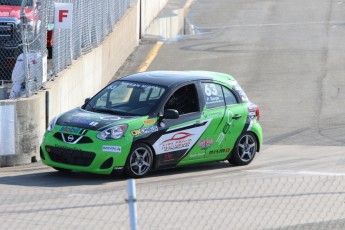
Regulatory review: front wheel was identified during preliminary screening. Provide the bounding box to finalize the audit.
[125,143,154,178]
[229,132,257,166]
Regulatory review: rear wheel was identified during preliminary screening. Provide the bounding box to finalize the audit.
[229,132,257,166]
[125,143,154,178]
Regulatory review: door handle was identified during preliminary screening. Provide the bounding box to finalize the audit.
[232,114,242,120]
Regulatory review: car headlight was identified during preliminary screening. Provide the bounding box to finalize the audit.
[47,117,58,132]
[97,124,128,140]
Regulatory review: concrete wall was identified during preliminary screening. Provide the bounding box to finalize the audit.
[141,0,169,37]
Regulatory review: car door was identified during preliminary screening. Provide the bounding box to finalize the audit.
[152,83,211,167]
[220,85,246,157]
[200,82,246,161]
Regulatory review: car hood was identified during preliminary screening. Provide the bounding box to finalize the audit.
[0,5,33,19]
[56,108,138,131]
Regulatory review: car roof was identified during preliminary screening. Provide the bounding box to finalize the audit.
[120,71,235,88]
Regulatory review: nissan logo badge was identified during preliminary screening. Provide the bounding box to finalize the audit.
[68,135,74,142]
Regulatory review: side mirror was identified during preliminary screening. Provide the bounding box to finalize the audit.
[84,98,91,105]
[163,109,179,120]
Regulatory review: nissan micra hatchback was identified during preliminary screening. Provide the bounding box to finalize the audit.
[41,71,262,178]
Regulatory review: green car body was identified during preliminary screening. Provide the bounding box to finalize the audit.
[40,71,262,178]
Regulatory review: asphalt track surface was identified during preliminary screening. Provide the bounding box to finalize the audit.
[1,0,345,229]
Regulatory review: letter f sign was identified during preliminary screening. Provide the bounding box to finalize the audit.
[59,10,68,22]
[54,3,73,29]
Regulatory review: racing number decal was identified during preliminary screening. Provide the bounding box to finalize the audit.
[204,84,218,96]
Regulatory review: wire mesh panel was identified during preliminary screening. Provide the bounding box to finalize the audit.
[0,0,26,84]
[0,0,132,99]
[51,0,132,77]
[2,0,49,98]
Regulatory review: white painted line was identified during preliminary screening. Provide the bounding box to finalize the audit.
[245,169,345,177]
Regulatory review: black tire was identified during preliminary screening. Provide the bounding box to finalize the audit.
[125,143,154,178]
[229,132,257,166]
[53,167,72,173]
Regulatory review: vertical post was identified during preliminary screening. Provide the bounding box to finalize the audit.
[20,1,28,97]
[128,179,138,230]
[139,0,142,40]
[45,91,50,129]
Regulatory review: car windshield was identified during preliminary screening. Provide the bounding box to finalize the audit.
[0,0,32,6]
[85,80,166,116]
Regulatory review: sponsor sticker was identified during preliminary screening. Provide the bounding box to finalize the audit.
[100,116,122,121]
[159,132,193,152]
[114,167,124,170]
[199,139,214,149]
[209,148,230,154]
[144,118,155,125]
[205,96,223,105]
[131,129,142,136]
[141,126,158,134]
[153,120,211,155]
[102,145,121,153]
[131,126,158,136]
[189,153,205,158]
[60,126,85,134]
[69,118,99,127]
[203,111,223,118]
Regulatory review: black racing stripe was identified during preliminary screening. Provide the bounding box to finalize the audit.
[165,120,208,134]
[214,108,227,130]
[225,115,250,159]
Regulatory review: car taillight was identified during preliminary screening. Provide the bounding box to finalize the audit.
[255,105,260,121]
[248,104,260,121]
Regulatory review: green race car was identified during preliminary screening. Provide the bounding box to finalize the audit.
[40,71,262,178]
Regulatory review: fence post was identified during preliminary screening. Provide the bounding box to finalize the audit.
[128,179,138,230]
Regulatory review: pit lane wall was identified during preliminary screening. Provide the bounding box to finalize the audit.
[0,0,172,166]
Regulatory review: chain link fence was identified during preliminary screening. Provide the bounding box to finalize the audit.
[1,174,345,229]
[0,0,48,99]
[0,0,132,99]
[50,0,132,76]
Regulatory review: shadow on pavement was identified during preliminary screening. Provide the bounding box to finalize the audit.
[0,161,235,187]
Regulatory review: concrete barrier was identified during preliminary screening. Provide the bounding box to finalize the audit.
[144,0,188,39]
[141,0,169,37]
[0,94,45,166]
[0,0,189,167]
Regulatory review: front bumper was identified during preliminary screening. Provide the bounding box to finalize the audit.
[40,131,132,175]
